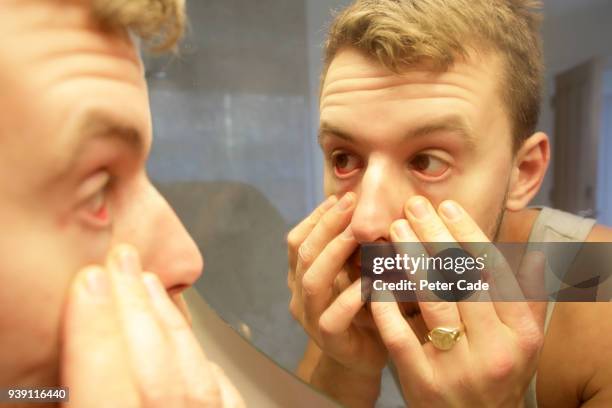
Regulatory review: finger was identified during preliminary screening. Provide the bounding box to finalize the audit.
[389,218,429,299]
[456,298,500,346]
[391,219,462,331]
[403,198,465,302]
[516,250,548,330]
[142,274,224,407]
[318,278,369,340]
[437,200,537,336]
[404,196,459,254]
[371,293,430,380]
[287,196,338,291]
[61,266,139,408]
[437,200,489,243]
[107,245,180,407]
[296,193,356,296]
[287,196,338,267]
[437,200,525,303]
[437,199,493,259]
[209,363,246,408]
[437,200,502,338]
[483,254,539,332]
[302,226,358,326]
[436,200,508,294]
[333,269,353,297]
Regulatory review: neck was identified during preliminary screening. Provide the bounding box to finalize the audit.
[496,208,541,243]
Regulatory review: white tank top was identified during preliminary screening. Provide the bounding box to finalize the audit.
[523,207,595,408]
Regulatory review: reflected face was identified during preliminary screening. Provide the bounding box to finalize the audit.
[0,0,202,385]
[320,47,515,247]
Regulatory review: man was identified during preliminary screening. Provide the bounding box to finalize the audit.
[288,0,612,407]
[0,0,242,406]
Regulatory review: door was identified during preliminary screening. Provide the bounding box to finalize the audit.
[552,58,604,216]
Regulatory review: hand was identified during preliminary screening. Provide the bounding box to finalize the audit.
[61,244,244,408]
[371,197,546,408]
[287,193,387,378]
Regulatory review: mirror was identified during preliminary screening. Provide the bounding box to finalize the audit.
[145,1,612,407]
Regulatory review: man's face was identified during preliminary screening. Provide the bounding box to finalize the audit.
[0,0,202,386]
[320,47,515,248]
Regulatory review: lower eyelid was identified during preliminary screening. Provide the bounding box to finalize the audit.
[334,168,361,178]
[411,168,451,183]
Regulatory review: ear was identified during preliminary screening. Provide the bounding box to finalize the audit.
[506,132,550,211]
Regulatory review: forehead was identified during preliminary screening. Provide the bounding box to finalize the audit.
[0,0,151,157]
[320,47,510,144]
[0,0,142,80]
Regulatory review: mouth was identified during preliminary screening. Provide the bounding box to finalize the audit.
[347,247,362,281]
[347,245,422,327]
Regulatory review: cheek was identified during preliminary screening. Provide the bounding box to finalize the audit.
[0,206,111,373]
[453,173,511,236]
[323,167,353,197]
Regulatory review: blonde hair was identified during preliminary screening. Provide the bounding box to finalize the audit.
[91,0,186,51]
[323,0,544,149]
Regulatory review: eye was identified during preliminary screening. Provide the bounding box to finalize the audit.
[78,171,112,227]
[331,151,362,176]
[409,154,449,178]
[87,189,110,223]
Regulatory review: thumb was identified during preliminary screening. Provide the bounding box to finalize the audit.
[61,267,138,408]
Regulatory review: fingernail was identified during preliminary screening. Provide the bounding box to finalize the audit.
[142,274,165,300]
[408,197,430,220]
[336,193,354,212]
[392,219,413,240]
[86,268,109,298]
[341,226,354,240]
[115,245,138,276]
[322,196,338,211]
[439,201,462,221]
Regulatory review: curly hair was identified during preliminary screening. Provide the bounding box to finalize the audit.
[91,0,186,51]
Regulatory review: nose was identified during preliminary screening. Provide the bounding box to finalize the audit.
[113,180,204,293]
[350,159,409,243]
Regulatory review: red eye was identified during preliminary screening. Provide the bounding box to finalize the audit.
[332,151,362,176]
[78,171,112,228]
[87,190,111,224]
[409,154,449,178]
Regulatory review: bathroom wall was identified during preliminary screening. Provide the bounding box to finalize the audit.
[146,0,313,226]
[145,0,315,380]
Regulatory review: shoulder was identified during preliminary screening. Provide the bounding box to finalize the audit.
[537,223,612,406]
[538,302,612,407]
[586,223,612,242]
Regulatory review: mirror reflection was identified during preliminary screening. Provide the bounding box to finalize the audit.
[146,1,612,407]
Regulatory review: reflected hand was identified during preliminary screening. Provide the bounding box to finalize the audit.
[287,193,387,379]
[371,197,546,408]
[61,244,244,408]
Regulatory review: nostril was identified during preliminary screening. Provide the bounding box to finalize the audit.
[167,283,189,296]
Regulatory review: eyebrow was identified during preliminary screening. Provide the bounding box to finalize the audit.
[72,111,145,153]
[318,115,478,151]
[54,110,146,180]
